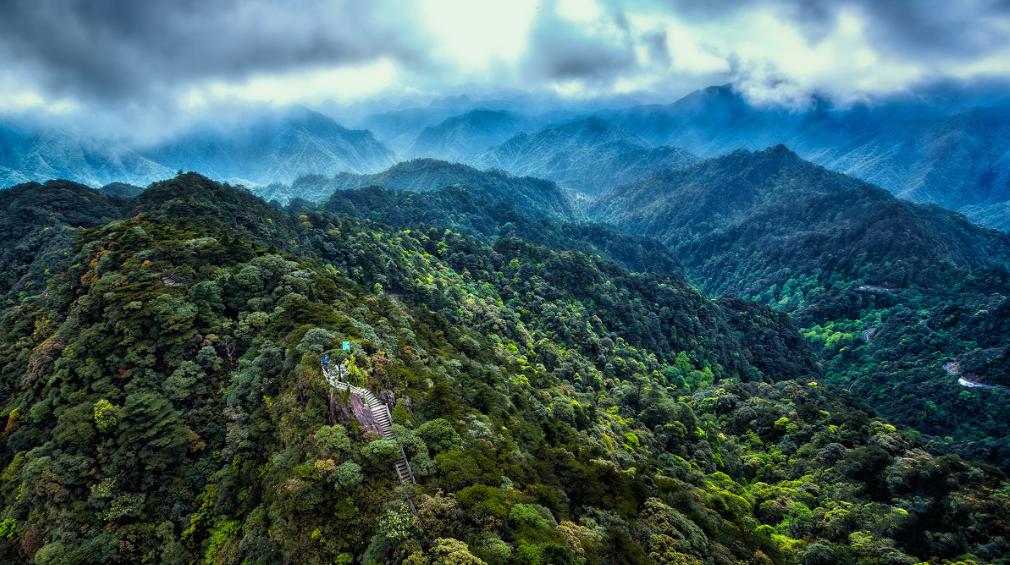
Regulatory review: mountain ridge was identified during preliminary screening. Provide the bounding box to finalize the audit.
[591,145,1010,468]
[475,117,698,195]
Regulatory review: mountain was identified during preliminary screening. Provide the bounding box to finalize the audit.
[1,108,396,190]
[1,173,1008,563]
[141,107,395,186]
[591,145,1010,270]
[0,180,128,299]
[591,145,1010,468]
[0,119,171,188]
[320,184,684,276]
[606,85,1010,229]
[98,182,145,199]
[475,117,697,195]
[409,109,528,162]
[355,107,460,155]
[259,159,579,223]
[602,84,797,152]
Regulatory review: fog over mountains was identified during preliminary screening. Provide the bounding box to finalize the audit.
[5,83,1010,231]
[0,107,395,189]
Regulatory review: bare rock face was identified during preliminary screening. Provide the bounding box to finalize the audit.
[331,388,384,435]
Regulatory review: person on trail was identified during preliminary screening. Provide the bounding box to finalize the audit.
[322,354,330,370]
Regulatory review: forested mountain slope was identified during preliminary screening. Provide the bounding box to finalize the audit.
[1,174,1007,563]
[592,146,1010,469]
[258,159,579,223]
[0,180,129,300]
[320,184,684,276]
[410,110,529,162]
[606,85,1010,230]
[474,118,697,196]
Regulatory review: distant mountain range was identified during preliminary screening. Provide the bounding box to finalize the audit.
[142,107,395,186]
[474,117,697,195]
[4,85,1010,230]
[409,109,529,162]
[1,107,395,189]
[0,119,171,188]
[260,158,578,223]
[605,84,1010,230]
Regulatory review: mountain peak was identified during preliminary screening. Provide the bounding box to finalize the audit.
[764,143,797,157]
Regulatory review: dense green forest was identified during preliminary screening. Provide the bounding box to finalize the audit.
[319,185,683,276]
[257,159,578,225]
[0,174,1008,564]
[591,146,1010,470]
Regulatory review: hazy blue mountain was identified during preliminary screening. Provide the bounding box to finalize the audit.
[409,109,528,162]
[259,158,579,222]
[355,107,459,155]
[143,106,395,186]
[0,119,171,188]
[963,200,1010,231]
[606,85,1010,229]
[474,117,697,195]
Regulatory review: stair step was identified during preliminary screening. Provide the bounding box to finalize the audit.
[329,381,417,490]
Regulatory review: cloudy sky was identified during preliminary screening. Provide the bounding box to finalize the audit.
[2,0,1009,134]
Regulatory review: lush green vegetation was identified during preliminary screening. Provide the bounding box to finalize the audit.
[0,173,1008,564]
[258,159,578,225]
[591,146,1010,470]
[319,185,683,276]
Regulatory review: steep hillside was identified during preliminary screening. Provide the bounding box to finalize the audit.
[409,109,528,162]
[142,107,395,185]
[0,120,171,188]
[321,184,683,276]
[592,146,1010,468]
[0,180,128,299]
[2,174,1007,563]
[475,118,697,196]
[592,146,1010,298]
[259,159,579,223]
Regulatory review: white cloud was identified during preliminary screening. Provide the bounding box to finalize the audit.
[663,19,731,75]
[181,59,400,108]
[557,0,603,23]
[723,7,925,105]
[418,0,539,71]
[2,0,1009,128]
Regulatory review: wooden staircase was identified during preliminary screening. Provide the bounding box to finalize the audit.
[325,365,416,486]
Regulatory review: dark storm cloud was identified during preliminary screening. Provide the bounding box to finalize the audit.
[522,0,638,84]
[1,0,1008,117]
[0,0,423,102]
[667,0,1010,60]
